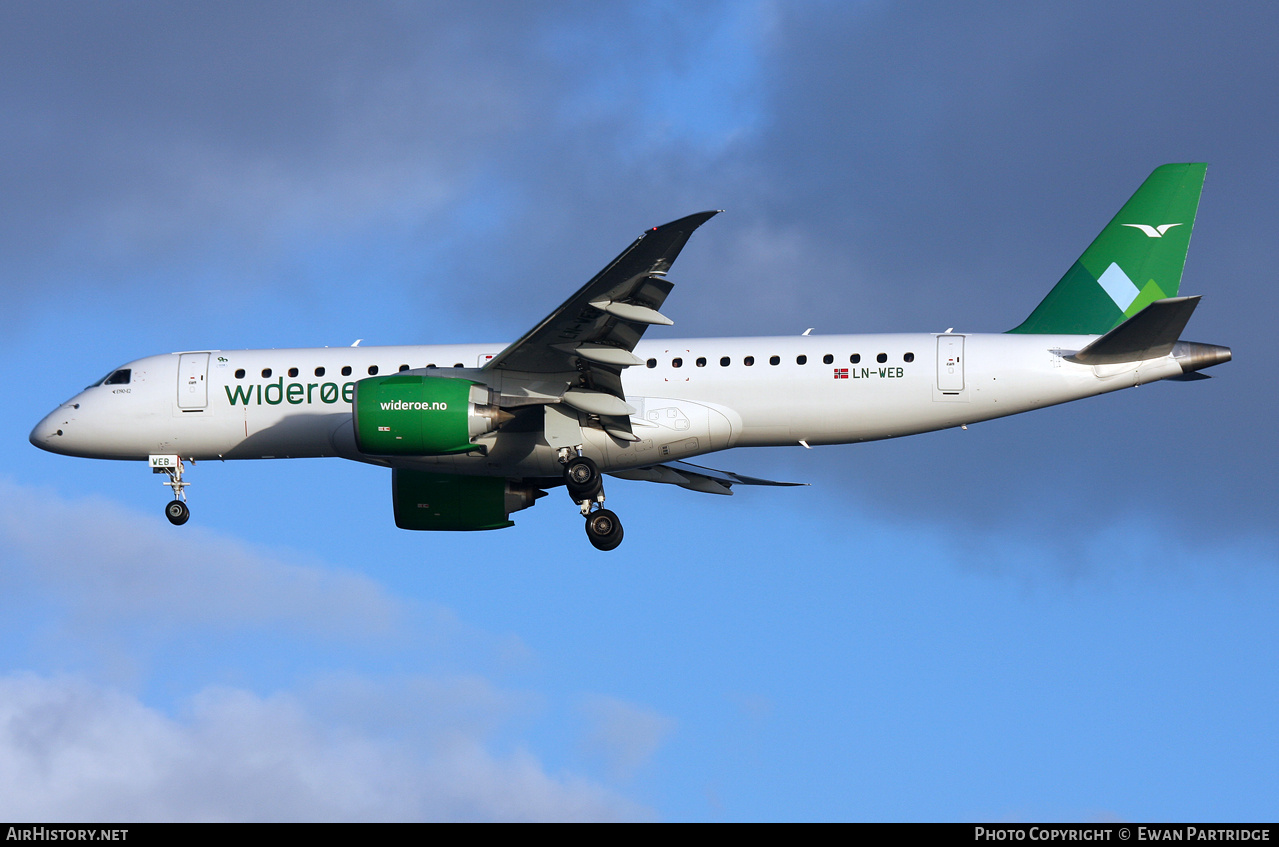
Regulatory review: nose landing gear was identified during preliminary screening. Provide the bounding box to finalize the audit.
[150,454,191,526]
[165,499,190,526]
[560,451,624,551]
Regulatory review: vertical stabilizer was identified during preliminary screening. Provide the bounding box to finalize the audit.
[1009,163,1207,335]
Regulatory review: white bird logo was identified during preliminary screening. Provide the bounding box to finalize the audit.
[1122,223,1183,238]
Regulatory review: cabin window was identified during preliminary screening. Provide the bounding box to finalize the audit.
[399,364,410,372]
[672,358,683,368]
[646,358,657,368]
[850,354,861,364]
[877,353,888,364]
[103,369,131,386]
[341,366,352,376]
[770,356,780,366]
[796,355,807,365]
[261,368,272,378]
[903,352,915,363]
[823,354,834,364]
[696,357,707,367]
[720,356,731,367]
[288,367,299,378]
[234,369,245,379]
[368,365,379,375]
[453,363,463,368]
[744,356,755,366]
[315,366,326,377]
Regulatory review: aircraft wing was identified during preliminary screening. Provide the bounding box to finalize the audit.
[482,212,719,437]
[608,460,806,496]
[484,211,719,374]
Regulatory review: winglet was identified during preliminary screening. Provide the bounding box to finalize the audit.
[648,210,722,233]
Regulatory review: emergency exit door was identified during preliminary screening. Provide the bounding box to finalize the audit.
[177,352,209,409]
[936,335,965,392]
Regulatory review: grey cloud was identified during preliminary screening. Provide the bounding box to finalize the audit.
[0,2,774,318]
[0,2,547,295]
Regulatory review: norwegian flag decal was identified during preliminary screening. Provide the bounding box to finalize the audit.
[833,368,849,379]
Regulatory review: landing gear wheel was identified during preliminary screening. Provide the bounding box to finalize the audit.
[564,456,603,502]
[165,499,190,526]
[154,456,192,525]
[585,508,624,551]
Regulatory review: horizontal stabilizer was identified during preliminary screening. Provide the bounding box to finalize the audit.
[1067,296,1200,365]
[609,460,805,495]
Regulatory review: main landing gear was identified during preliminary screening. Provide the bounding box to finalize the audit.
[585,508,623,551]
[150,455,191,526]
[561,450,623,551]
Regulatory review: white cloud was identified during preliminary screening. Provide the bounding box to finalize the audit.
[0,478,400,639]
[0,480,655,819]
[0,673,650,822]
[579,695,677,780]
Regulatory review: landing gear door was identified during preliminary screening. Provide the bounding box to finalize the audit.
[936,335,965,393]
[177,352,209,409]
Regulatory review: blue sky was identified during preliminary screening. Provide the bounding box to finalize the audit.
[1,1,1276,821]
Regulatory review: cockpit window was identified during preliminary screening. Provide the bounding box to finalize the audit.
[92,368,131,387]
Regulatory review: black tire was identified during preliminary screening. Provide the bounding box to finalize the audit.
[165,500,190,526]
[564,456,603,502]
[585,508,623,551]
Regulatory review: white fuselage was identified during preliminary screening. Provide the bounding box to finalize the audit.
[30,331,1184,478]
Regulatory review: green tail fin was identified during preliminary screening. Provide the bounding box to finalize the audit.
[1008,163,1207,335]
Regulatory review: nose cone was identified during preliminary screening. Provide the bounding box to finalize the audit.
[30,405,76,455]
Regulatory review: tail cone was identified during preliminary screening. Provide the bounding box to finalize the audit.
[1173,341,1232,374]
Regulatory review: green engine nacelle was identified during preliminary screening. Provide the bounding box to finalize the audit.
[353,374,502,456]
[392,469,543,531]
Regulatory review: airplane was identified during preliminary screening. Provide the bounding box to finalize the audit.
[30,163,1231,550]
